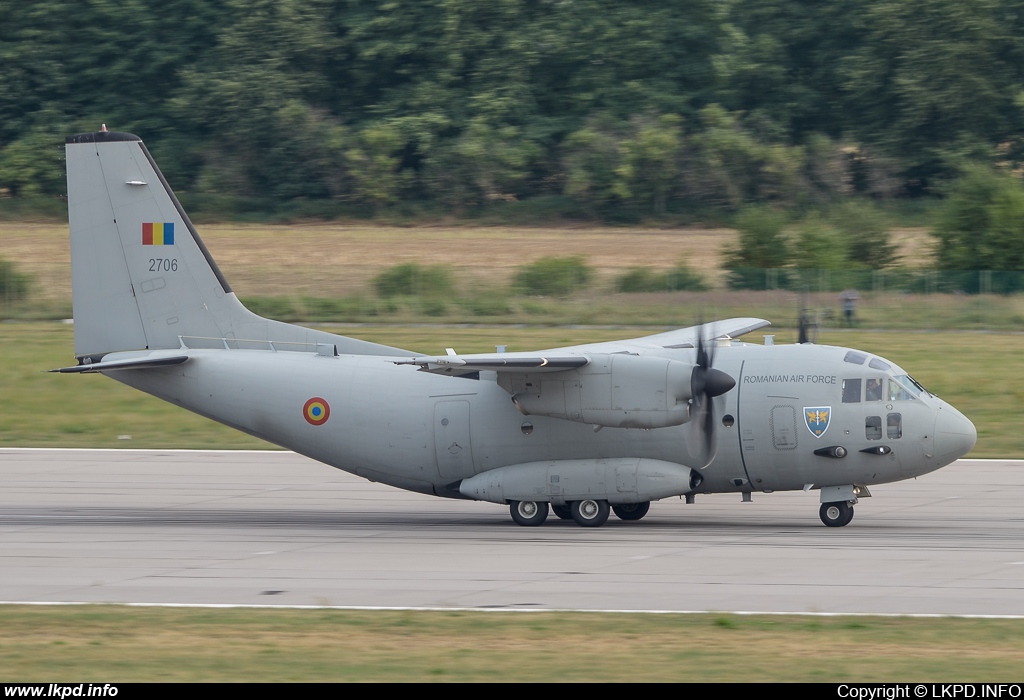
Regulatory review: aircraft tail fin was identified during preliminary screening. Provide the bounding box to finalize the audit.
[65,131,406,360]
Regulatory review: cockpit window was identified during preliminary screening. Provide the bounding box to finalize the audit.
[844,351,867,365]
[906,374,929,396]
[869,358,890,371]
[865,378,884,401]
[888,374,921,401]
[842,378,862,403]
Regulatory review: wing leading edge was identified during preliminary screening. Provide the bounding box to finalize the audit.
[570,317,770,353]
[396,317,770,376]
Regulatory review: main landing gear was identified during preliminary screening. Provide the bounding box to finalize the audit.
[612,501,651,521]
[509,500,549,526]
[509,499,652,527]
[819,501,855,527]
[570,498,610,527]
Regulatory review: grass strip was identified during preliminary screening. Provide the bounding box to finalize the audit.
[1,606,1023,682]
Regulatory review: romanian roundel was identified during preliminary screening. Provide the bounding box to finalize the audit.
[303,397,330,426]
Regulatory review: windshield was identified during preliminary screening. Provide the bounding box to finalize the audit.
[889,374,926,401]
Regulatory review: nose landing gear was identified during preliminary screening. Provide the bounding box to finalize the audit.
[819,501,854,527]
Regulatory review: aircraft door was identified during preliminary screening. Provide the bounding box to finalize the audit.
[434,400,476,481]
[738,399,797,491]
[736,360,809,492]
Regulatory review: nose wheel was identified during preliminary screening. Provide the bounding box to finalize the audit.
[819,501,854,527]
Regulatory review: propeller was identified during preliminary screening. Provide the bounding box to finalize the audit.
[686,323,736,469]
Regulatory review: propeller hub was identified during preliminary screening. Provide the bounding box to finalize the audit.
[690,366,735,399]
[704,367,735,397]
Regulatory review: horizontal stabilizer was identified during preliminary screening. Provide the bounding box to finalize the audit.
[50,354,189,374]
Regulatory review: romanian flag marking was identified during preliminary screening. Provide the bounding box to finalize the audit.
[142,222,175,246]
[303,397,330,426]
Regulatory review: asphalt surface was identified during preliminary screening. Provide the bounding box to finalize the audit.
[1,449,1021,616]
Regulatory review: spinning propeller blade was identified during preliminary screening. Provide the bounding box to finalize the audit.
[686,323,736,469]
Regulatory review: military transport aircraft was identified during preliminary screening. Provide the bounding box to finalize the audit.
[54,130,977,528]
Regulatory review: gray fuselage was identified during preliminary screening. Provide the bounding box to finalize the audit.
[113,340,974,500]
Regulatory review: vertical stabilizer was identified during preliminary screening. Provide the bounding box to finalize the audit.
[67,132,150,356]
[67,131,245,357]
[65,131,408,359]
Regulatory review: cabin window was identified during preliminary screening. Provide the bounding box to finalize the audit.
[866,416,882,440]
[869,358,891,371]
[842,378,862,403]
[887,413,902,439]
[865,378,884,401]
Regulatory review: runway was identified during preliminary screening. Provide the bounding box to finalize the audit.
[1,449,1021,616]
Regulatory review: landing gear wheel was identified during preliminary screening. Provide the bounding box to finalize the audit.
[570,499,610,527]
[552,504,572,520]
[819,501,854,527]
[612,502,651,521]
[510,500,549,526]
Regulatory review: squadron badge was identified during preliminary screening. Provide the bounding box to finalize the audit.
[804,406,831,438]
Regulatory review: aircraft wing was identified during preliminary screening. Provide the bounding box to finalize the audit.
[395,352,589,375]
[395,318,769,376]
[561,317,770,353]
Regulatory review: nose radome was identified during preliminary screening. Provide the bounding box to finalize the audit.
[933,402,977,465]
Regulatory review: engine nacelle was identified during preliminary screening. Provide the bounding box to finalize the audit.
[458,457,702,505]
[498,353,694,429]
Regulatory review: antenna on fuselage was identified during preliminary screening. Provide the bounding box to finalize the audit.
[798,287,815,344]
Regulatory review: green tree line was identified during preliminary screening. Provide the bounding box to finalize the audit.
[2,0,1024,220]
